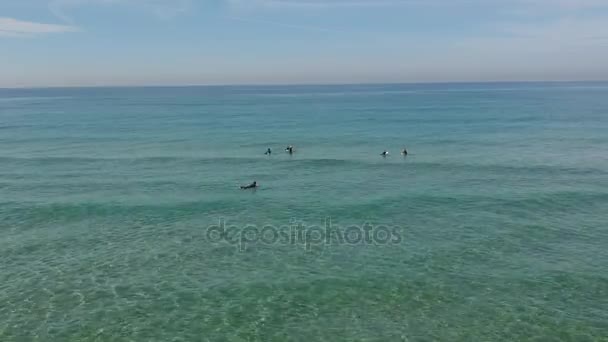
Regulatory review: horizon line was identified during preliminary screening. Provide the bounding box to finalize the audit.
[1,79,608,90]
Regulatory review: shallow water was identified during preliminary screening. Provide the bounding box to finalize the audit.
[1,83,607,341]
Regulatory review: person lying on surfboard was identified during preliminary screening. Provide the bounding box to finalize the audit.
[240,181,258,189]
[381,150,389,157]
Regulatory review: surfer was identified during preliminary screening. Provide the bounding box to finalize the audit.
[401,148,408,156]
[265,148,272,155]
[381,150,389,157]
[285,145,294,154]
[240,181,258,189]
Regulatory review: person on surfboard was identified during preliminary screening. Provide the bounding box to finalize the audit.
[240,181,258,189]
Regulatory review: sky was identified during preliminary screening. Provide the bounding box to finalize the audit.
[1,0,608,87]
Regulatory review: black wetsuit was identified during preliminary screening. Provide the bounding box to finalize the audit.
[241,182,257,189]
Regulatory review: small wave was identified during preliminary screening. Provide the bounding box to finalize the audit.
[285,158,353,168]
[0,156,604,176]
[326,191,608,219]
[250,90,425,98]
[0,200,250,226]
[0,124,36,130]
[4,189,592,224]
[410,162,608,177]
[0,156,364,169]
[0,156,244,164]
[0,96,73,103]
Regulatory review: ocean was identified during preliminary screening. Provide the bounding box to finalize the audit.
[1,83,607,341]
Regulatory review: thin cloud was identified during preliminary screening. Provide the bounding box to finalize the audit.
[226,0,429,9]
[522,0,608,8]
[227,0,608,10]
[49,0,191,23]
[0,17,79,37]
[500,17,608,42]
[227,15,344,33]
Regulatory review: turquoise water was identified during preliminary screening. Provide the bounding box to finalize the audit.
[1,83,607,341]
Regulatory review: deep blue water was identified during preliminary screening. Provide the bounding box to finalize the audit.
[1,82,607,341]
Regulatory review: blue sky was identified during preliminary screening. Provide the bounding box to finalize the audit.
[1,0,608,87]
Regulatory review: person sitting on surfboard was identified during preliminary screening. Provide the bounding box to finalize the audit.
[381,150,389,157]
[265,148,272,155]
[401,148,408,155]
[285,145,294,154]
[240,181,258,189]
